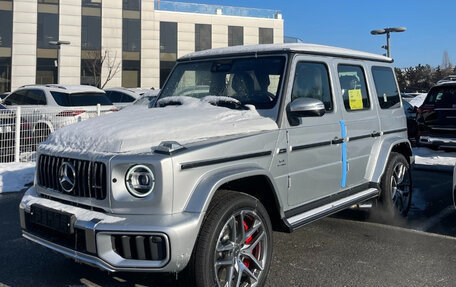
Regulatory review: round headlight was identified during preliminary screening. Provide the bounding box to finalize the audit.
[125,165,155,198]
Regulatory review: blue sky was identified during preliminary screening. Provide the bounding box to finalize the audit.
[167,0,455,68]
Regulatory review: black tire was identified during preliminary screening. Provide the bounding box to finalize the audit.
[34,125,51,147]
[184,190,273,287]
[375,152,412,220]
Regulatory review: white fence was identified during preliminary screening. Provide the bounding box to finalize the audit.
[0,104,113,163]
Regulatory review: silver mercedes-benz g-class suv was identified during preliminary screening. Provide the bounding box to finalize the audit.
[19,43,412,286]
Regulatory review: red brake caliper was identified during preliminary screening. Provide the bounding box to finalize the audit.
[243,221,253,268]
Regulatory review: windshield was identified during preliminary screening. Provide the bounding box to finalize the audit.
[158,56,286,114]
[51,92,113,106]
[424,86,456,107]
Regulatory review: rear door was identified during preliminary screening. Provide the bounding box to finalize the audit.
[335,62,381,188]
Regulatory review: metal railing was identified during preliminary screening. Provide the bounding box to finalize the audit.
[0,105,113,163]
[155,1,282,19]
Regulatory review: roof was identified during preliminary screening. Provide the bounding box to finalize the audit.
[435,81,456,87]
[179,43,393,63]
[18,84,104,94]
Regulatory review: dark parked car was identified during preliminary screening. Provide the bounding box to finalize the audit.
[403,101,418,144]
[0,104,32,162]
[417,82,456,150]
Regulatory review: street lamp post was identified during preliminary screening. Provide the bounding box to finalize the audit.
[370,27,406,57]
[49,40,71,84]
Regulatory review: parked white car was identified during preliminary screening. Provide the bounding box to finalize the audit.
[3,84,116,143]
[104,88,155,108]
[120,89,161,111]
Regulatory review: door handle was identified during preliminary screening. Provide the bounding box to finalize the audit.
[332,137,344,144]
[371,131,381,137]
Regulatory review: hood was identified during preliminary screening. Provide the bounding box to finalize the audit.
[40,97,278,154]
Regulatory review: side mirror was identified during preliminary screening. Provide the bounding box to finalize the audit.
[287,97,325,126]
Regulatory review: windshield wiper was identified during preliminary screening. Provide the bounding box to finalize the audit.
[202,96,249,110]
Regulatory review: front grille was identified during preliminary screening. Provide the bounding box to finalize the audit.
[111,234,167,261]
[38,154,107,200]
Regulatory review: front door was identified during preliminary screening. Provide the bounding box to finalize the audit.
[285,56,343,208]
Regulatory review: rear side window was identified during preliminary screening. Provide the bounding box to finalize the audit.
[338,65,370,111]
[106,91,135,103]
[424,86,456,107]
[291,62,333,111]
[372,66,400,109]
[51,92,112,106]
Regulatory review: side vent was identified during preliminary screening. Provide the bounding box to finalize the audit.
[111,234,167,261]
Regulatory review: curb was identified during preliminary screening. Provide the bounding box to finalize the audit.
[412,163,454,174]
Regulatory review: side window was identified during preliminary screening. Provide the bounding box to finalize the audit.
[122,94,136,102]
[106,91,123,102]
[24,89,47,105]
[4,90,27,105]
[371,66,401,109]
[338,65,370,111]
[291,62,333,111]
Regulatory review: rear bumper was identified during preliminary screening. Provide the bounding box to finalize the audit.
[20,187,202,273]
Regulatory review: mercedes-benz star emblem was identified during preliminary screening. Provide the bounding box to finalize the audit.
[59,162,76,193]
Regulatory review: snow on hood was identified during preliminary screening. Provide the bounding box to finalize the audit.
[41,97,278,154]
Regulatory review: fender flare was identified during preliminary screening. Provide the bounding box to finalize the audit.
[184,164,283,217]
[369,137,412,183]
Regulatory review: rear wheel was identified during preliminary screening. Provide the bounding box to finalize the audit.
[375,152,412,220]
[186,190,273,287]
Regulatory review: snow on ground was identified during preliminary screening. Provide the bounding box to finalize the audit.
[0,162,35,193]
[414,147,456,167]
[409,93,427,107]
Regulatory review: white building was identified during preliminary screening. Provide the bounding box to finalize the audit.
[0,0,284,92]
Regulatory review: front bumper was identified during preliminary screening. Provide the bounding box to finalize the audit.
[20,186,202,273]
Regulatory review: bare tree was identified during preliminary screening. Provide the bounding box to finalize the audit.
[442,50,452,70]
[82,50,121,88]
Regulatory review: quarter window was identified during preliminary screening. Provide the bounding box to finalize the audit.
[338,65,370,111]
[372,66,401,109]
[291,62,333,111]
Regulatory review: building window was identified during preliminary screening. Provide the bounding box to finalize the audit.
[0,0,13,93]
[195,24,211,52]
[160,21,177,88]
[81,0,102,86]
[259,28,273,44]
[228,26,243,47]
[36,0,59,84]
[122,0,141,88]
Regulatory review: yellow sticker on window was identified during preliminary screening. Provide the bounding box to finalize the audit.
[348,89,364,110]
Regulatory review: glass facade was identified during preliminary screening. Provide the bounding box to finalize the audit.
[36,0,59,84]
[259,27,273,44]
[122,0,141,88]
[160,21,177,88]
[81,0,102,86]
[0,0,13,93]
[228,26,243,46]
[195,24,211,52]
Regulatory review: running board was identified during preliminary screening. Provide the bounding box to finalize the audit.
[286,188,379,231]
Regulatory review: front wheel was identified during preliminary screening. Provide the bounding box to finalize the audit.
[186,190,273,287]
[375,152,412,220]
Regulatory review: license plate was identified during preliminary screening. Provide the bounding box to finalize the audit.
[30,204,76,234]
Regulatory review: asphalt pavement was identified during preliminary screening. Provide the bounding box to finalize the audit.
[0,167,454,287]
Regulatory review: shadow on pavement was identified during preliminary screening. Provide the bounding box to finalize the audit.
[334,166,456,237]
